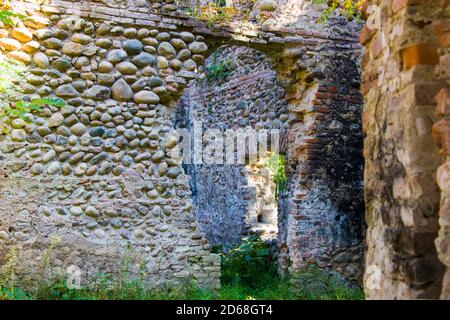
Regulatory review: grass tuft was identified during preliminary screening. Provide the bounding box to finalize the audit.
[0,237,364,300]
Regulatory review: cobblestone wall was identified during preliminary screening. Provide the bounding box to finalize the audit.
[177,46,283,249]
[0,0,221,289]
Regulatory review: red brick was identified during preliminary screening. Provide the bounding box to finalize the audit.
[312,99,323,105]
[284,92,298,100]
[312,114,326,121]
[315,92,331,99]
[328,87,338,93]
[304,138,320,143]
[436,88,450,116]
[432,119,450,155]
[402,44,439,69]
[317,85,328,93]
[311,106,331,113]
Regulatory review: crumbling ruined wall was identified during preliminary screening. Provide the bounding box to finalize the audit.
[361,0,449,299]
[0,0,365,289]
[176,46,285,249]
[178,42,365,283]
[276,44,365,283]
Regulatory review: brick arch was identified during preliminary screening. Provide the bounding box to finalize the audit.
[177,23,366,281]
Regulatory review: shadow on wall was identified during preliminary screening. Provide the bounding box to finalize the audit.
[175,42,365,284]
[175,46,286,250]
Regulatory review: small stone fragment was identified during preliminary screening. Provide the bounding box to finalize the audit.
[71,123,87,136]
[34,52,49,68]
[188,41,208,54]
[11,129,26,142]
[62,41,84,56]
[56,84,79,98]
[84,85,111,100]
[116,61,138,75]
[12,28,33,42]
[158,42,176,59]
[0,38,21,51]
[133,90,160,104]
[30,163,44,175]
[111,78,133,102]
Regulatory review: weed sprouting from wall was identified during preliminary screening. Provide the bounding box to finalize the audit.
[219,236,275,288]
[0,55,65,134]
[267,153,287,201]
[206,52,233,81]
[184,1,241,27]
[0,8,64,134]
[309,0,363,22]
[0,0,27,26]
[35,236,61,297]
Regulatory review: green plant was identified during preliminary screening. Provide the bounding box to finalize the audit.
[220,236,275,288]
[0,54,64,134]
[34,236,62,298]
[0,247,18,296]
[206,52,233,81]
[267,153,287,200]
[0,263,364,300]
[0,0,29,26]
[0,56,26,95]
[0,237,364,300]
[0,9,26,26]
[310,0,363,22]
[291,265,365,300]
[185,1,240,27]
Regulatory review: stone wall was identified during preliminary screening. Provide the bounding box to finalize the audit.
[433,0,450,300]
[361,0,449,299]
[277,45,365,283]
[0,0,221,289]
[178,42,365,282]
[0,0,365,289]
[177,46,284,249]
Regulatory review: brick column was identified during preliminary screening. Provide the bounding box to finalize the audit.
[361,0,447,299]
